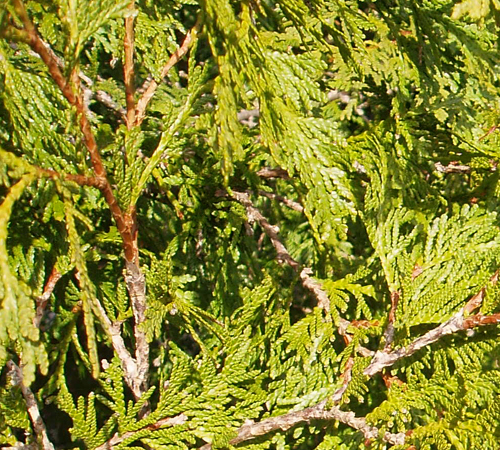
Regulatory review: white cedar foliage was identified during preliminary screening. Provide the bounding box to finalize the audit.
[1,0,500,449]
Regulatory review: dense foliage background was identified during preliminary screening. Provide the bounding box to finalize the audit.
[2,0,500,448]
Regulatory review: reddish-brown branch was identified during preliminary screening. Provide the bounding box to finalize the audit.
[35,266,62,328]
[12,0,135,262]
[10,0,149,397]
[134,18,201,126]
[462,312,500,327]
[39,168,106,189]
[124,0,136,128]
[12,1,74,103]
[331,357,354,403]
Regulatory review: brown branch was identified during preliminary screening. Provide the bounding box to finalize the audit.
[479,125,499,141]
[94,414,187,450]
[231,191,331,303]
[10,1,150,398]
[26,38,126,118]
[231,191,377,346]
[38,168,106,189]
[257,190,304,212]
[12,0,135,262]
[231,191,300,266]
[257,167,290,179]
[34,266,62,328]
[435,161,471,174]
[230,191,378,410]
[299,268,330,311]
[124,260,149,397]
[94,88,127,118]
[134,17,202,126]
[78,273,144,399]
[124,0,136,128]
[199,401,405,450]
[331,357,354,403]
[363,283,500,377]
[6,361,55,450]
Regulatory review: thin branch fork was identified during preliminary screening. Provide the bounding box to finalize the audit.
[230,190,374,356]
[199,401,405,450]
[6,361,55,450]
[231,190,331,311]
[95,414,187,450]
[12,0,135,262]
[134,17,202,126]
[363,281,499,377]
[257,190,304,212]
[76,266,144,400]
[10,0,150,397]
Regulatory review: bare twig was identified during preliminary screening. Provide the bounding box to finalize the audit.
[124,260,149,396]
[331,357,354,403]
[363,284,499,377]
[256,167,290,179]
[435,161,471,174]
[94,414,188,450]
[134,17,202,126]
[199,401,405,449]
[75,263,148,400]
[94,88,127,118]
[434,160,497,175]
[124,0,136,128]
[257,190,304,212]
[34,266,62,328]
[479,124,499,141]
[231,191,333,308]
[38,168,106,189]
[76,269,144,399]
[231,191,299,264]
[6,361,55,450]
[299,268,330,311]
[230,190,377,346]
